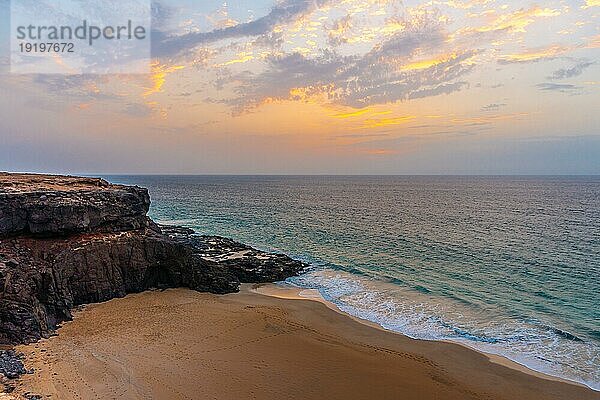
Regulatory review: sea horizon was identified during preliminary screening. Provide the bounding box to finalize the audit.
[33,173,600,177]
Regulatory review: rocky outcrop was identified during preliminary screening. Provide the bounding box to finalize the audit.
[0,173,306,348]
[0,351,30,380]
[0,173,150,236]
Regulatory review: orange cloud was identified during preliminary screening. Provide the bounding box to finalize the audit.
[361,116,416,129]
[399,52,463,71]
[219,52,255,66]
[458,6,561,35]
[499,45,569,63]
[331,108,373,118]
[288,84,336,104]
[144,61,185,97]
[582,0,599,8]
[330,108,394,120]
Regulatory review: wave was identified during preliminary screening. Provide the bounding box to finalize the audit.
[288,268,600,391]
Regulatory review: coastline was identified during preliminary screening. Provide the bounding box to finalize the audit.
[252,283,595,390]
[8,287,598,400]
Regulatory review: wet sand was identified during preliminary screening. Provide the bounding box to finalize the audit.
[10,287,598,400]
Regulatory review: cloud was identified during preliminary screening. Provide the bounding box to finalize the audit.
[152,0,331,57]
[481,103,507,111]
[331,108,374,118]
[223,17,476,112]
[399,52,466,71]
[408,81,470,100]
[327,15,353,46]
[144,62,186,97]
[437,0,493,10]
[536,83,582,93]
[582,0,600,9]
[359,115,416,129]
[548,61,595,79]
[217,52,255,67]
[498,45,569,64]
[455,6,561,37]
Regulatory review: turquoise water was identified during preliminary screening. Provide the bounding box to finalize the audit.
[106,175,600,389]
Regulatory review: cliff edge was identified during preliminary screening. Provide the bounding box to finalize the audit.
[0,173,306,345]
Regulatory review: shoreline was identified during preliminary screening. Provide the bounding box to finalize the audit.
[251,282,595,391]
[8,287,598,400]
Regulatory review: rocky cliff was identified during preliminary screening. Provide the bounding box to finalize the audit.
[0,173,150,237]
[0,173,306,346]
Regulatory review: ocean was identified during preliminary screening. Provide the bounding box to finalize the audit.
[105,175,600,390]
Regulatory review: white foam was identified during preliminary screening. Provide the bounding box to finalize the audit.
[288,269,600,391]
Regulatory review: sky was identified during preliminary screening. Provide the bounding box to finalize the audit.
[0,0,599,174]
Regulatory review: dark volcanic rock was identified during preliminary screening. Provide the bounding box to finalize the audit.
[0,173,306,345]
[161,227,306,283]
[0,173,150,237]
[196,235,306,283]
[0,350,27,379]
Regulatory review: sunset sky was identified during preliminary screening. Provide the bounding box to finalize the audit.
[0,0,599,174]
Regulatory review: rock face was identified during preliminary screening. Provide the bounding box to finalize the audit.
[0,173,306,346]
[0,173,150,236]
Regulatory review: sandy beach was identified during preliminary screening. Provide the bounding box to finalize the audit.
[9,286,598,400]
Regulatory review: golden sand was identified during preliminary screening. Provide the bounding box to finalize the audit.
[10,287,598,400]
